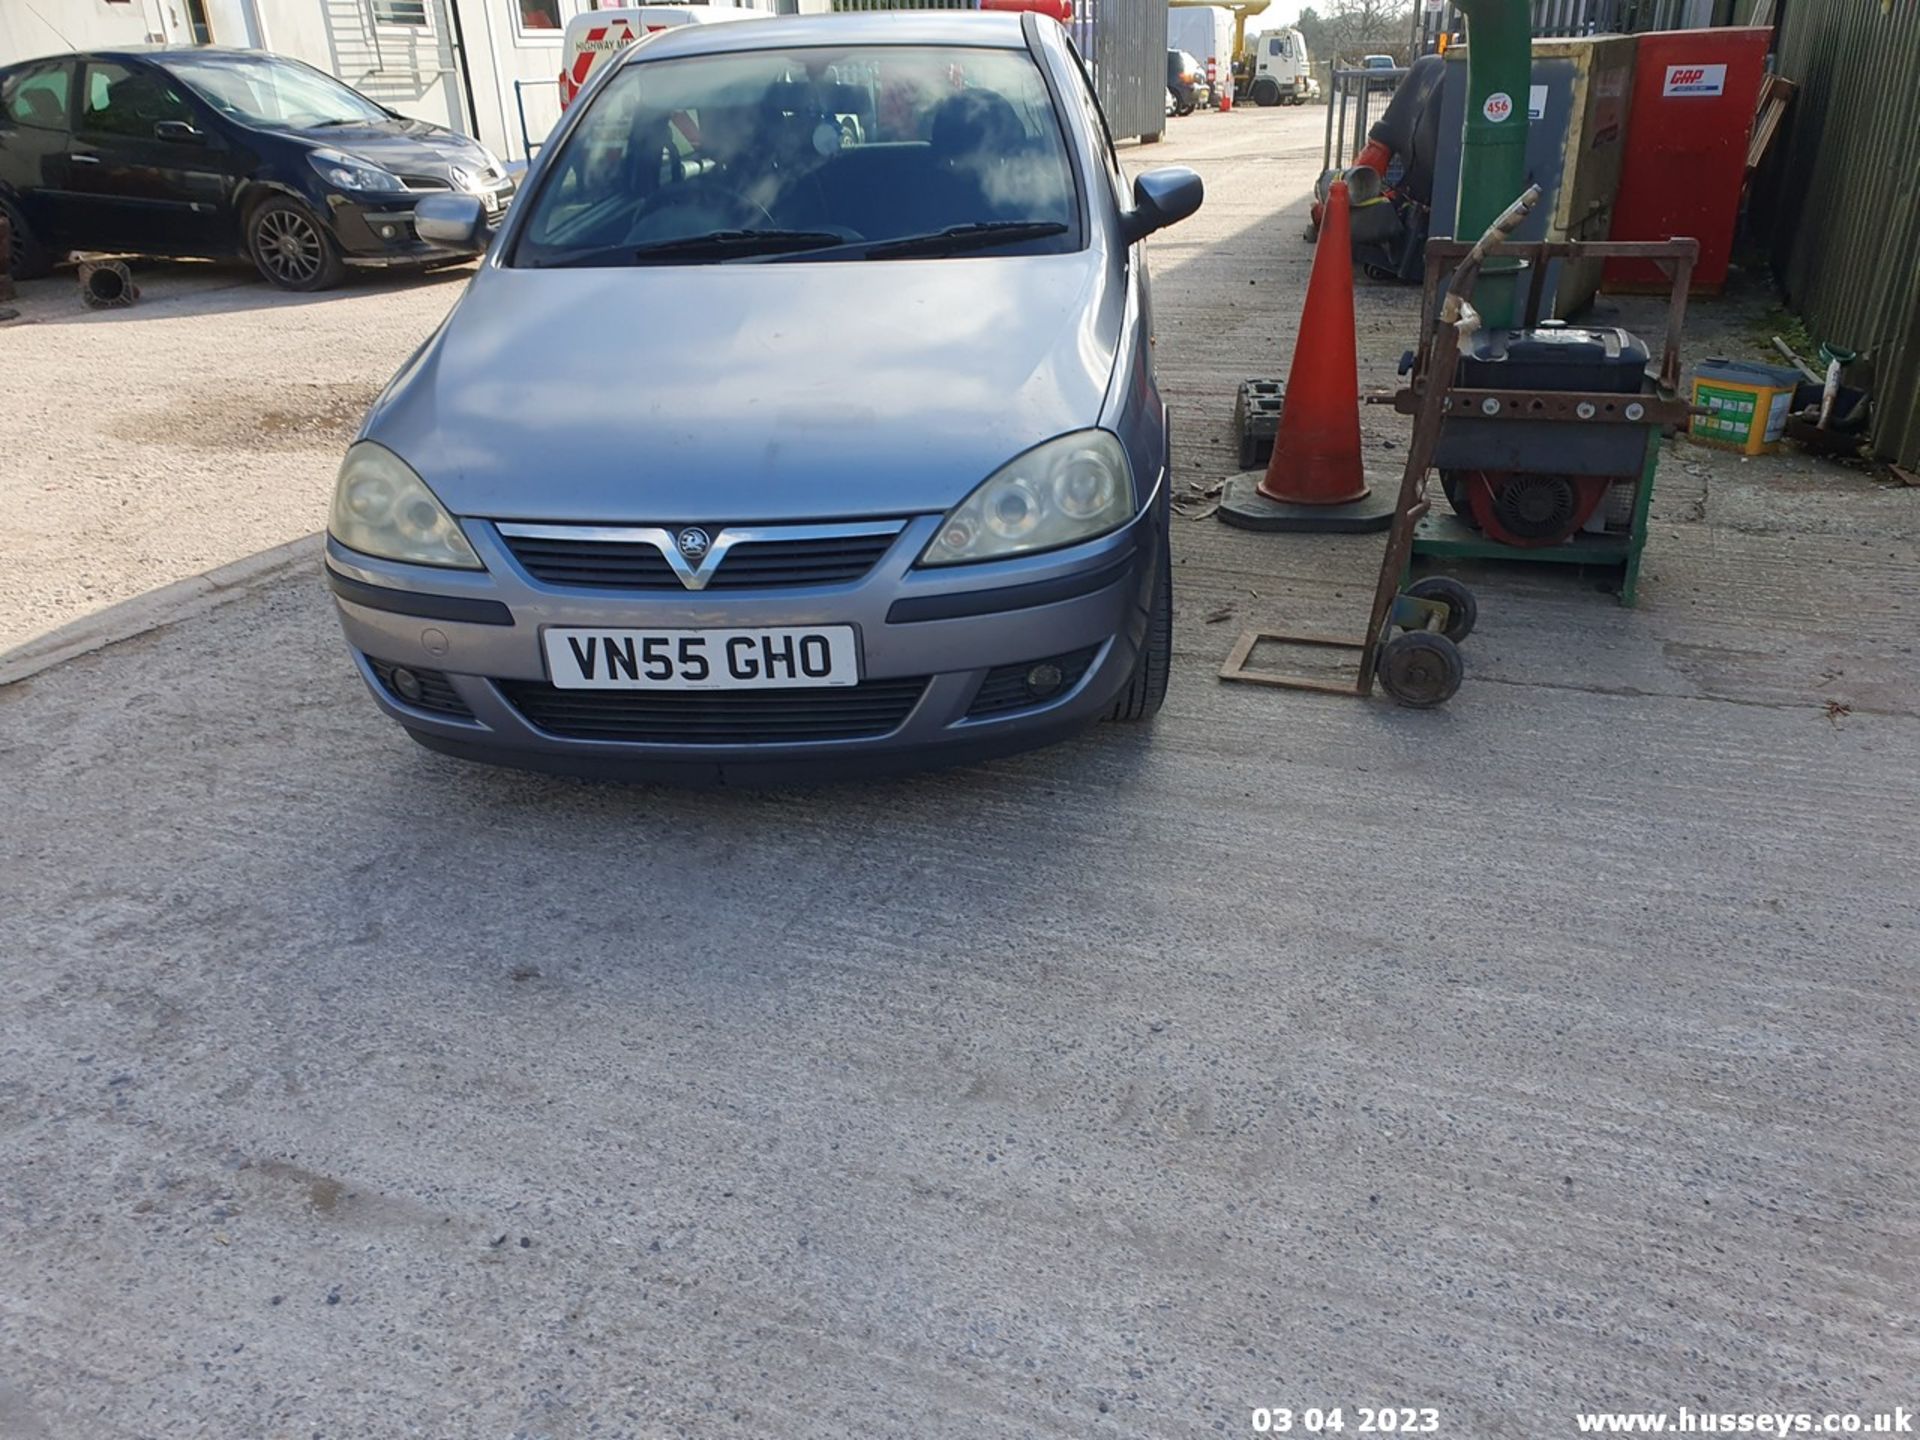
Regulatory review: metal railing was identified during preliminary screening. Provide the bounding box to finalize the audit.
[1320,63,1406,181]
[514,76,564,158]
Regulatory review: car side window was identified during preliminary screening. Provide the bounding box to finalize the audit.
[1063,44,1123,205]
[2,61,73,132]
[79,62,195,139]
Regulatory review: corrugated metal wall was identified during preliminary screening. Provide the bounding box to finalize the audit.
[1416,0,1719,50]
[1761,0,1920,469]
[1068,0,1168,142]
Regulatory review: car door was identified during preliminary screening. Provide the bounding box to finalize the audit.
[0,59,78,247]
[67,58,234,256]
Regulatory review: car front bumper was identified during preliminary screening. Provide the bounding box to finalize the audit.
[328,181,515,265]
[324,497,1166,785]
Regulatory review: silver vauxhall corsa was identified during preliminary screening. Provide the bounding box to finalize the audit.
[323,10,1202,783]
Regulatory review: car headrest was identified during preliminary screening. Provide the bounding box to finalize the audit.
[19,87,63,125]
[761,80,816,118]
[929,88,1025,161]
[823,82,869,117]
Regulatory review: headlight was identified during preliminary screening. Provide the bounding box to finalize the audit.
[308,147,404,192]
[329,442,482,569]
[919,430,1136,566]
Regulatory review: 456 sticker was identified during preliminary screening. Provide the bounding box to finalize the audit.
[1481,91,1514,122]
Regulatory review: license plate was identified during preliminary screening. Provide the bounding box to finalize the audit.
[543,626,858,691]
[480,188,500,215]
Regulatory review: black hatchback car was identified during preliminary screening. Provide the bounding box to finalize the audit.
[0,47,515,290]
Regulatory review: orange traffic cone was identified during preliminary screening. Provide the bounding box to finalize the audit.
[1218,179,1395,533]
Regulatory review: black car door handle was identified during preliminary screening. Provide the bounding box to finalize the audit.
[71,152,102,164]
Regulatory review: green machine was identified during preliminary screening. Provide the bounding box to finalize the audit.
[1408,0,1689,605]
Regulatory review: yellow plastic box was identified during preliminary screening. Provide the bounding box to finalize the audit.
[1689,357,1802,455]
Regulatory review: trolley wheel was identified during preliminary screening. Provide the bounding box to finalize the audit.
[1376,631,1463,708]
[1404,575,1477,643]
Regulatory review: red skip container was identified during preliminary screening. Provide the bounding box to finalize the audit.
[1604,27,1772,294]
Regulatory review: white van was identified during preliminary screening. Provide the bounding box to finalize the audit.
[558,4,765,109]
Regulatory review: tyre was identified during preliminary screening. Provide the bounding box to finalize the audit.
[1251,78,1282,107]
[1404,575,1477,643]
[247,197,345,292]
[1375,630,1463,708]
[1107,522,1172,723]
[1,195,57,281]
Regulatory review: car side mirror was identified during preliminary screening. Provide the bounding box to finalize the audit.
[415,192,489,252]
[153,119,207,145]
[1121,167,1204,244]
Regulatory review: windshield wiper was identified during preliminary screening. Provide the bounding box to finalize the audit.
[529,230,849,267]
[615,229,852,266]
[859,221,1069,260]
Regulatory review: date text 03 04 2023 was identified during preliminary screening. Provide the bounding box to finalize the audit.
[1251,1408,1442,1435]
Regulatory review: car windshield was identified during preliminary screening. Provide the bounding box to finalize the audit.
[163,54,390,129]
[514,44,1080,267]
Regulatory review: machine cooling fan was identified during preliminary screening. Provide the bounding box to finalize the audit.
[1443,470,1615,549]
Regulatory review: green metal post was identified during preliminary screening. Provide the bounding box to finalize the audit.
[1452,0,1531,328]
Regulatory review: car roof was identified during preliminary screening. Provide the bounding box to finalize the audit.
[4,45,293,68]
[615,10,1031,66]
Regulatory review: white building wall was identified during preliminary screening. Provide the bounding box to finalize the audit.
[0,1,160,60]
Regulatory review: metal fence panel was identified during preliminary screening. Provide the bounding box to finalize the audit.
[1069,0,1168,142]
[1759,0,1920,470]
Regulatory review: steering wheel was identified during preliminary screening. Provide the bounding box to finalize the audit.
[629,184,778,241]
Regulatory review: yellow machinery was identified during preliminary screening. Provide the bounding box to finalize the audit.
[1167,0,1270,97]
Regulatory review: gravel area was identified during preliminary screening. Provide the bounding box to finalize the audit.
[0,259,474,656]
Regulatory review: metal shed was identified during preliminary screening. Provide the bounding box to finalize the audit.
[1067,0,1168,143]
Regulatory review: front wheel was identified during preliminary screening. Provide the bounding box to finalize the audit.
[248,198,345,292]
[1251,79,1282,107]
[1107,526,1173,723]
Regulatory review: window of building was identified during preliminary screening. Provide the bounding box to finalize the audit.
[372,0,430,27]
[518,0,564,33]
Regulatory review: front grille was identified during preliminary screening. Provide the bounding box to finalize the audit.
[498,528,900,590]
[369,659,474,719]
[966,645,1101,719]
[399,175,452,191]
[495,676,927,744]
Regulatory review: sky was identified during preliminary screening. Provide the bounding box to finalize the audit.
[1244,3,1303,36]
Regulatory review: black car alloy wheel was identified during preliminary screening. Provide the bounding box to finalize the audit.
[249,200,344,291]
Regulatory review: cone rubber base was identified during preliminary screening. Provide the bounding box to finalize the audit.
[1216,472,1397,533]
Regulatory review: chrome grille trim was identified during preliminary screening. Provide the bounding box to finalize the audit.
[494,519,908,593]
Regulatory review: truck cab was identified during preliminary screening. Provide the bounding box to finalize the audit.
[1250,27,1316,106]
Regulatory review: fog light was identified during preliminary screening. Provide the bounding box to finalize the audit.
[1025,661,1065,698]
[389,666,424,703]
[379,223,398,239]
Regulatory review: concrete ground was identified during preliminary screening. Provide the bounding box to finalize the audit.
[2,107,1916,1439]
